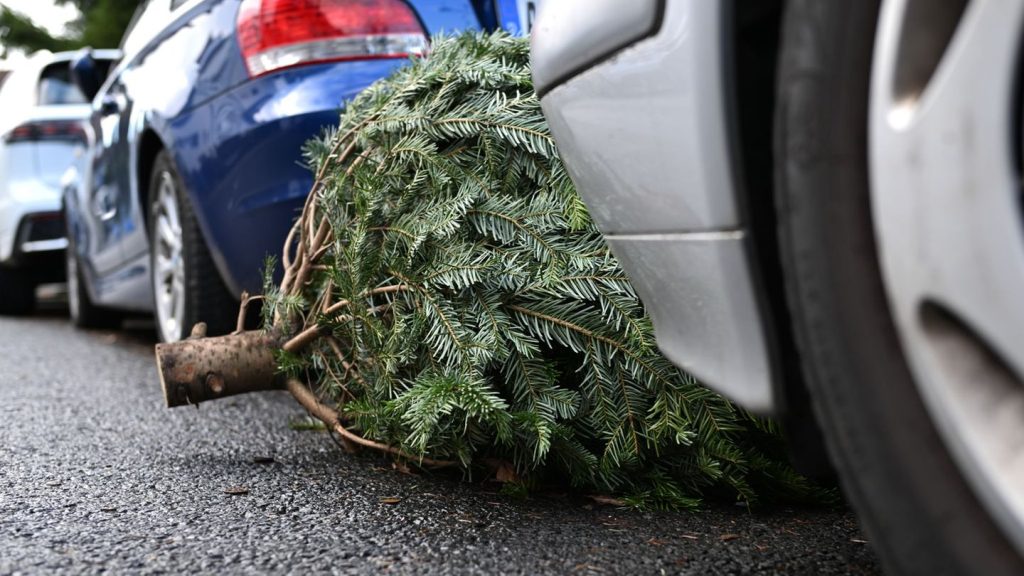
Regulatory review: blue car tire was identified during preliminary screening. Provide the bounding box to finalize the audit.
[148,151,237,342]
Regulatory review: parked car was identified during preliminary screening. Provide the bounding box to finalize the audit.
[63,0,533,342]
[533,1,1024,575]
[0,49,118,315]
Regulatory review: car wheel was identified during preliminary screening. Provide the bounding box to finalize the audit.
[148,151,236,343]
[775,1,1024,575]
[66,228,122,329]
[0,266,35,315]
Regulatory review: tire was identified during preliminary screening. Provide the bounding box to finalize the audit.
[148,151,236,343]
[65,228,122,330]
[0,266,35,315]
[774,2,1024,575]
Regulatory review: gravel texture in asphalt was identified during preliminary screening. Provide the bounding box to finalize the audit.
[0,313,882,574]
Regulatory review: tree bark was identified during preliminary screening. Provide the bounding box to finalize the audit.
[154,323,460,467]
[155,329,283,407]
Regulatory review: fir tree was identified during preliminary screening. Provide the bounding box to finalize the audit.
[157,32,823,509]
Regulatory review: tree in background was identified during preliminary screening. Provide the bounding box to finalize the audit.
[63,0,141,49]
[0,8,77,55]
[0,0,140,57]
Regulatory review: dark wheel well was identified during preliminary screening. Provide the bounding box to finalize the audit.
[730,0,833,477]
[138,129,164,233]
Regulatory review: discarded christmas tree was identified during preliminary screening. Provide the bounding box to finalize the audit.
[155,32,814,508]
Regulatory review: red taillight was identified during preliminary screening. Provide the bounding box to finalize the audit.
[236,0,428,78]
[4,121,86,144]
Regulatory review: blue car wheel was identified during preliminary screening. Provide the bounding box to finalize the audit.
[149,151,236,343]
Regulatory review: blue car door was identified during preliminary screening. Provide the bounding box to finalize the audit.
[85,74,132,277]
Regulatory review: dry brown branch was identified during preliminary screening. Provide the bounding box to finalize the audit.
[189,322,207,339]
[312,115,376,184]
[320,351,355,402]
[281,285,404,355]
[283,324,323,354]
[326,336,367,389]
[323,299,351,316]
[282,221,299,269]
[324,284,409,316]
[321,280,334,313]
[235,292,266,334]
[293,216,333,293]
[286,378,456,468]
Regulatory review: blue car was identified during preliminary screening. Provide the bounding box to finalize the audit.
[65,0,530,342]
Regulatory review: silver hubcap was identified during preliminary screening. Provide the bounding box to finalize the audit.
[152,171,186,343]
[870,0,1024,553]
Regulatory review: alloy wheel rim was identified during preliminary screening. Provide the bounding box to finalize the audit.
[152,171,186,343]
[869,0,1024,553]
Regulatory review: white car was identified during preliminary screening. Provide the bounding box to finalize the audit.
[0,49,118,314]
[534,1,1024,575]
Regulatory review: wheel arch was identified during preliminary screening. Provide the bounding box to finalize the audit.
[729,0,833,476]
[137,128,165,236]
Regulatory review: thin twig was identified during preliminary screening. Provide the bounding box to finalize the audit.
[324,284,410,316]
[278,237,306,304]
[300,135,360,256]
[234,292,266,334]
[283,325,324,354]
[310,248,331,265]
[282,221,299,269]
[326,337,368,389]
[321,279,334,313]
[282,289,397,354]
[320,351,356,402]
[345,151,369,177]
[314,116,377,184]
[286,378,456,468]
[293,217,333,293]
[323,299,352,316]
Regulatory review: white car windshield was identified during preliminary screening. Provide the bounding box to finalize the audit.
[37,59,114,106]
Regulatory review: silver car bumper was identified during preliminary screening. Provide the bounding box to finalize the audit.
[533,0,778,412]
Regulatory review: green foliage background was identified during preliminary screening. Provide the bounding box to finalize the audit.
[268,32,822,508]
[0,0,140,57]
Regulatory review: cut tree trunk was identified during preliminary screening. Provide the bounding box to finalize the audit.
[154,325,457,467]
[155,329,283,407]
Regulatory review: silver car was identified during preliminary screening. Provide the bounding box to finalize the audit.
[0,49,118,314]
[534,1,1024,574]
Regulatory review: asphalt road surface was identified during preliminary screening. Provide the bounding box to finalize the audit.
[0,310,882,575]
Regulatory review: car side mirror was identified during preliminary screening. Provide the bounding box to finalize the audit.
[70,48,102,102]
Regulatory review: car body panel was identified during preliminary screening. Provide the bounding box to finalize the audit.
[66,0,499,314]
[407,0,488,34]
[169,58,410,297]
[536,1,740,233]
[533,0,778,412]
[530,0,661,95]
[603,233,773,412]
[0,133,82,262]
[78,0,248,294]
